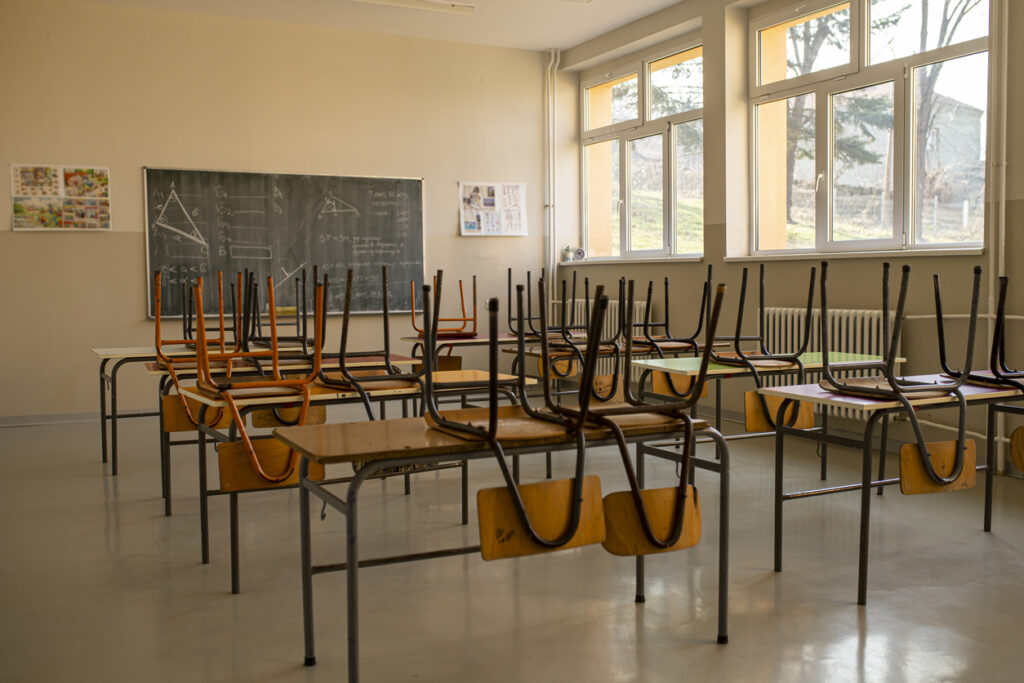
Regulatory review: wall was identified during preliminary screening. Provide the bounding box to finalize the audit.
[558,0,1024,443]
[0,0,562,418]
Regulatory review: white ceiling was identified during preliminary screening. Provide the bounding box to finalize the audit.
[93,0,686,51]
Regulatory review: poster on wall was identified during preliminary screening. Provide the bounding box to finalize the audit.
[459,181,527,237]
[11,164,111,230]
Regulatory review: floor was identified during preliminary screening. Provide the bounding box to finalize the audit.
[2,409,1024,682]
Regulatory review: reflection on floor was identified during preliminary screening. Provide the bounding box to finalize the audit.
[1,412,1023,682]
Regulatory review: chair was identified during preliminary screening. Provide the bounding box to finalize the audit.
[711,263,817,431]
[193,274,324,484]
[818,261,982,493]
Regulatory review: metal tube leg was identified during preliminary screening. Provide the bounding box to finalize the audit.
[877,415,889,496]
[985,405,995,532]
[198,419,210,565]
[110,359,125,476]
[461,459,469,526]
[708,429,730,644]
[404,473,411,495]
[99,359,109,463]
[230,492,240,594]
[299,460,316,667]
[774,401,790,572]
[346,467,374,683]
[715,378,722,432]
[857,412,883,605]
[635,445,646,603]
[545,451,552,479]
[820,411,829,480]
[513,455,520,484]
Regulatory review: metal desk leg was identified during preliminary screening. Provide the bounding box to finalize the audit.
[820,411,828,480]
[230,492,240,594]
[99,358,110,464]
[635,445,645,604]
[857,411,884,605]
[109,358,133,476]
[706,428,730,644]
[198,409,210,565]
[300,458,316,666]
[461,460,469,525]
[877,415,889,496]
[774,400,792,572]
[346,463,375,683]
[715,378,722,432]
[985,404,995,532]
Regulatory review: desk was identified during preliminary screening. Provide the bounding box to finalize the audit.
[92,345,411,477]
[763,375,1019,604]
[274,415,731,682]
[184,371,527,592]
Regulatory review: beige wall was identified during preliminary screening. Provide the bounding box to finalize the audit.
[0,0,559,417]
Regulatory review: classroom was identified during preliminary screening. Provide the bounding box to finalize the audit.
[2,0,1023,680]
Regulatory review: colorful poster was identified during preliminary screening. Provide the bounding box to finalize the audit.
[459,181,527,237]
[11,164,111,230]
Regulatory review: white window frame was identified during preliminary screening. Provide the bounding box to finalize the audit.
[581,35,705,262]
[748,0,989,257]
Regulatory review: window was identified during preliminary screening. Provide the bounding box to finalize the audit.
[582,40,704,259]
[750,0,989,253]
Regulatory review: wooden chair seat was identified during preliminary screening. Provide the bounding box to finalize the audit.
[899,439,977,495]
[217,439,324,492]
[744,391,814,431]
[195,381,307,399]
[818,377,953,400]
[602,485,701,556]
[478,475,606,560]
[426,405,583,445]
[599,411,708,436]
[318,370,420,391]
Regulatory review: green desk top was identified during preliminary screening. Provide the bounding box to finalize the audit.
[632,352,895,377]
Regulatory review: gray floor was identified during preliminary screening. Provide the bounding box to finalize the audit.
[2,412,1024,682]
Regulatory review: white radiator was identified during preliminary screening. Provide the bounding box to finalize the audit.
[762,307,898,418]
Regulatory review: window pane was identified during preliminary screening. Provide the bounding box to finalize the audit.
[629,134,663,251]
[585,140,620,257]
[585,74,638,130]
[650,47,703,118]
[675,120,703,254]
[758,3,851,86]
[755,93,816,250]
[913,52,987,244]
[870,0,989,64]
[831,82,895,242]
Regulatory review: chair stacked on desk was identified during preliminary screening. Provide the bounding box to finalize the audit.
[817,261,983,494]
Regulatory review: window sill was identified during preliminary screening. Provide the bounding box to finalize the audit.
[558,256,704,266]
[724,247,984,262]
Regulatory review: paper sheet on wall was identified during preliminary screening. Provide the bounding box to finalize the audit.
[459,182,527,237]
[11,164,111,230]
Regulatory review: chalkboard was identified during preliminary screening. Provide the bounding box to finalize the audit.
[144,167,423,317]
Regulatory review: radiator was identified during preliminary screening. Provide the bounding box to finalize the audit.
[762,307,898,418]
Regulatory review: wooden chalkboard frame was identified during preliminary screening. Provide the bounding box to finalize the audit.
[143,166,425,319]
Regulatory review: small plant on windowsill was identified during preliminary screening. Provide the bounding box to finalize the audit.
[560,244,574,262]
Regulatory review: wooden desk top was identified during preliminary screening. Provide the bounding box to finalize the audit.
[759,373,1020,412]
[400,334,521,346]
[178,370,527,408]
[143,354,415,376]
[92,343,312,360]
[274,404,697,466]
[633,352,900,377]
[275,417,481,464]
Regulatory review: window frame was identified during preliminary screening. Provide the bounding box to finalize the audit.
[581,35,705,262]
[747,0,989,257]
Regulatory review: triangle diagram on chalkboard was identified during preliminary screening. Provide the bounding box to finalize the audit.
[153,187,207,247]
[316,192,359,219]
